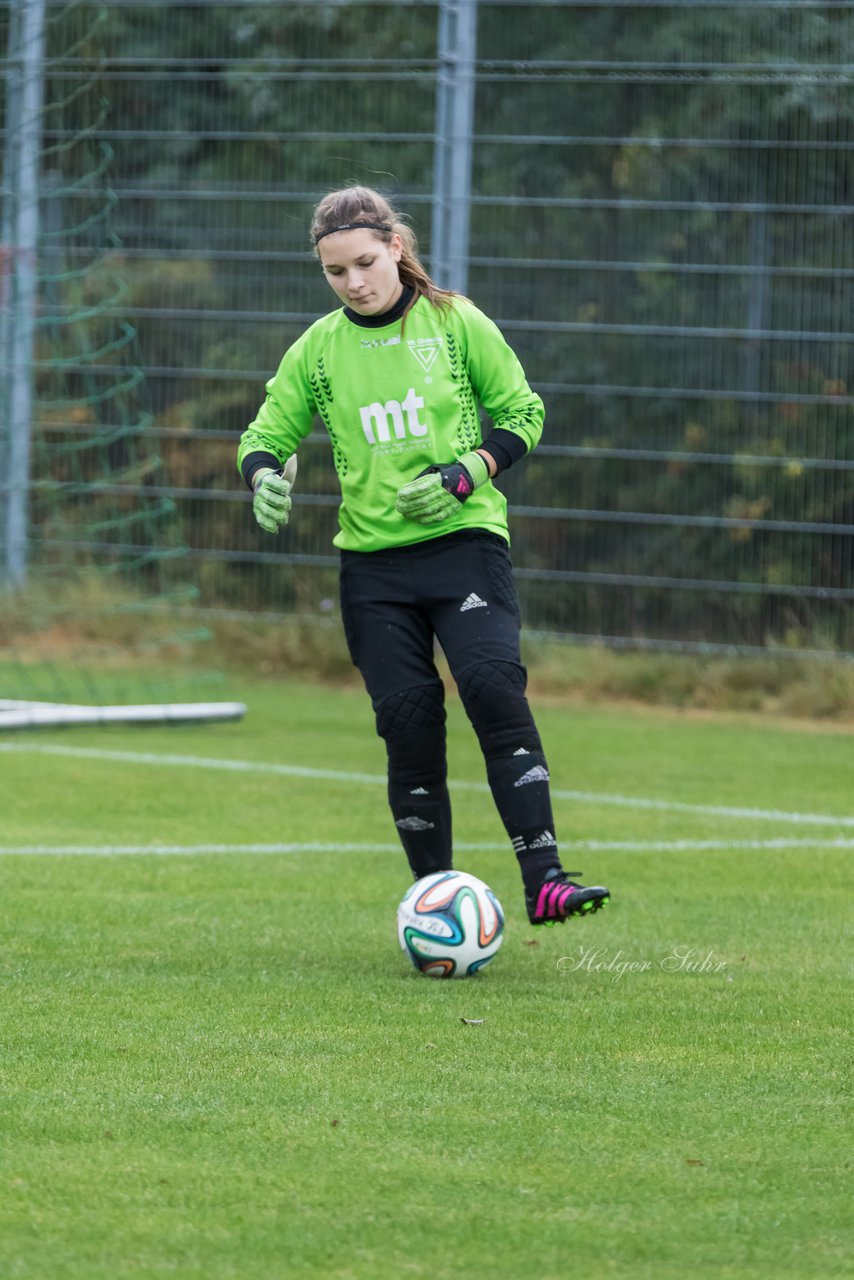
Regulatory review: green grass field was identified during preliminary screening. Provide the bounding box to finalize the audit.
[1,678,851,1279]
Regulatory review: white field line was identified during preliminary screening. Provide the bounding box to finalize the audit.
[1,838,854,858]
[1,739,852,829]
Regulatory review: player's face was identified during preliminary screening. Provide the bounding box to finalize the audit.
[318,228,404,316]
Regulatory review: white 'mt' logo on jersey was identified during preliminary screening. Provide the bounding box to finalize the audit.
[359,388,427,444]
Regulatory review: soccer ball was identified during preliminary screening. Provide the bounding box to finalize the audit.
[397,871,505,979]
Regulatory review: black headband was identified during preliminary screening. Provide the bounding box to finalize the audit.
[314,220,392,244]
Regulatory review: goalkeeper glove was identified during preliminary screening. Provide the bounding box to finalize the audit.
[251,456,297,535]
[395,450,490,525]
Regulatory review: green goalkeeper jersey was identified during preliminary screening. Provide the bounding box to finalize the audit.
[237,293,544,552]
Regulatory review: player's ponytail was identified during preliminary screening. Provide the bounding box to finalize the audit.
[311,186,459,318]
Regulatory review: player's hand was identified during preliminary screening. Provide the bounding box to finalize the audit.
[395,451,489,525]
[252,457,297,534]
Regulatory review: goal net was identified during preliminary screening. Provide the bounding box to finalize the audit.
[0,0,243,730]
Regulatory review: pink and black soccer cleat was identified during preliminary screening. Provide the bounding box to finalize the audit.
[526,869,610,926]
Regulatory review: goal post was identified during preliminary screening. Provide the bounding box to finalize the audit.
[0,699,246,730]
[1,0,46,589]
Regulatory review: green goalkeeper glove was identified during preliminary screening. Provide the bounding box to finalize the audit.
[252,456,297,535]
[395,450,490,525]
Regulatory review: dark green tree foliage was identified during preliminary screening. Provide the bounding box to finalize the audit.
[31,2,854,647]
[474,4,853,648]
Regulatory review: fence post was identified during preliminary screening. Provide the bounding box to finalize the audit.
[431,0,477,295]
[1,0,47,589]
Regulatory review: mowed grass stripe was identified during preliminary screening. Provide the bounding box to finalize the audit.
[2,739,852,827]
[1,837,854,857]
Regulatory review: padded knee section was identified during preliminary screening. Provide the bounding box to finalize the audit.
[375,682,447,787]
[375,681,446,737]
[456,659,542,760]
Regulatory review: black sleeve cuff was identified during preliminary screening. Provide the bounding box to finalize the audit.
[241,450,282,490]
[478,428,529,475]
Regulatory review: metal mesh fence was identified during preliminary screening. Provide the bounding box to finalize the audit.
[3,0,853,657]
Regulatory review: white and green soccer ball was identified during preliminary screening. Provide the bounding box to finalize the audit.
[397,870,505,979]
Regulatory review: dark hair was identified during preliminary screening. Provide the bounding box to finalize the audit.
[311,186,458,315]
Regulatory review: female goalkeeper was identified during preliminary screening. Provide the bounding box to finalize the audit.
[237,185,611,927]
